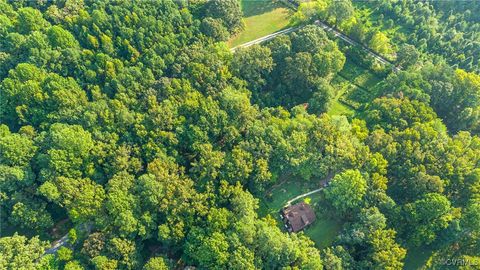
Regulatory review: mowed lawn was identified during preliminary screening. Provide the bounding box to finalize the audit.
[403,245,435,270]
[259,175,342,249]
[229,0,293,47]
[258,176,313,217]
[304,211,342,249]
[304,192,343,249]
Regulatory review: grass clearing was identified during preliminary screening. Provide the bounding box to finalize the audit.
[304,211,342,249]
[328,100,355,117]
[328,75,355,116]
[259,176,315,217]
[229,0,293,47]
[303,192,343,249]
[259,175,343,249]
[338,59,383,90]
[329,58,385,113]
[403,245,434,270]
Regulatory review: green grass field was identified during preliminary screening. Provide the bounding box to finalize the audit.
[328,58,384,115]
[259,176,314,217]
[328,75,356,116]
[403,245,435,270]
[229,0,293,47]
[259,175,342,249]
[339,59,383,90]
[304,211,342,249]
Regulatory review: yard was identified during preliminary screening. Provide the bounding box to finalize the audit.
[229,0,293,47]
[403,245,435,270]
[259,174,343,249]
[304,211,342,249]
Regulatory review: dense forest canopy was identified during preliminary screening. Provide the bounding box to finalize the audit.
[0,0,479,269]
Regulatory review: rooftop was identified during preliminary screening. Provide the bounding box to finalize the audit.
[281,202,316,232]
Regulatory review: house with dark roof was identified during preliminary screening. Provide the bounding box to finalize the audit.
[280,202,316,233]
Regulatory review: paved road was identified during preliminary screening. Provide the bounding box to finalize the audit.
[230,27,299,52]
[230,21,400,72]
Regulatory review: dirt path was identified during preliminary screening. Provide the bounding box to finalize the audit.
[284,173,334,207]
[43,223,92,256]
[284,187,324,207]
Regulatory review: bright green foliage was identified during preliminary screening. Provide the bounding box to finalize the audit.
[40,176,105,222]
[337,207,406,269]
[36,123,94,181]
[57,246,73,261]
[106,237,140,270]
[91,256,118,270]
[47,26,78,48]
[365,97,437,131]
[248,25,344,108]
[0,64,87,128]
[322,246,354,270]
[369,229,406,270]
[9,201,54,231]
[37,254,60,270]
[0,127,36,166]
[324,170,367,216]
[0,234,48,270]
[200,17,229,41]
[361,0,480,72]
[382,63,480,134]
[143,257,169,270]
[396,44,419,68]
[16,7,50,34]
[403,193,456,246]
[64,261,84,270]
[327,0,354,26]
[185,230,229,269]
[368,32,393,56]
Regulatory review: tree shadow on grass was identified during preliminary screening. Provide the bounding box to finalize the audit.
[241,0,285,17]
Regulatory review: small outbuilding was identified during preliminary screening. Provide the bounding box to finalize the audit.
[280,202,316,233]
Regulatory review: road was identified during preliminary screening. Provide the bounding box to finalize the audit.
[44,233,69,255]
[43,223,92,256]
[285,187,324,207]
[284,174,334,207]
[230,27,299,52]
[230,21,400,72]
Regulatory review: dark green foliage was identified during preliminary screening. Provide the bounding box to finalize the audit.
[245,25,345,110]
[204,0,243,34]
[200,17,230,41]
[231,45,274,92]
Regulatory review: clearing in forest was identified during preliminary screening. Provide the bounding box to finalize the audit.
[229,0,293,47]
[259,175,342,249]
